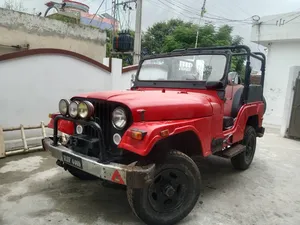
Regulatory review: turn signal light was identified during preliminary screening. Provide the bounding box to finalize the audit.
[131,129,146,140]
[160,129,169,137]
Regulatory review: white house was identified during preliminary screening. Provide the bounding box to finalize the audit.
[251,11,300,139]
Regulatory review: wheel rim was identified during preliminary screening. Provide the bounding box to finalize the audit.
[245,133,256,164]
[148,168,188,213]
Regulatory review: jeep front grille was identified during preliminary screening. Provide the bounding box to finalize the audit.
[73,98,112,149]
[71,97,132,159]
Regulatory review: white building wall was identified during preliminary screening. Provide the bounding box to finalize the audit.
[263,42,300,126]
[251,11,300,44]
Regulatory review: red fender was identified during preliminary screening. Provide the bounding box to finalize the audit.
[118,117,213,157]
[223,102,265,143]
[48,113,74,135]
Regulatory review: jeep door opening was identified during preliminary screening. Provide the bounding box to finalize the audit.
[42,45,266,225]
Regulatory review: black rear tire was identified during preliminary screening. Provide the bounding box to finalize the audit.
[127,150,201,225]
[231,126,257,170]
[67,166,99,180]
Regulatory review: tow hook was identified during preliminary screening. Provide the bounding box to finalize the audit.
[56,159,64,168]
[56,159,71,171]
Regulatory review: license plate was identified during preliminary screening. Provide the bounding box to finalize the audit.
[62,153,82,169]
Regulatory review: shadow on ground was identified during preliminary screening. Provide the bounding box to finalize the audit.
[0,151,244,225]
[32,155,244,224]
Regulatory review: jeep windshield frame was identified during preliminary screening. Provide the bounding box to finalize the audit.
[132,45,266,97]
[133,50,231,90]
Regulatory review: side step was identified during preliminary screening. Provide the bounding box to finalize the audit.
[220,144,246,158]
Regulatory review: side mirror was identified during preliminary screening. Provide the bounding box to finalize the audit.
[228,72,239,85]
[205,81,224,89]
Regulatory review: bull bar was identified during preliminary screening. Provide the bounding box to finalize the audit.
[42,115,155,188]
[42,138,155,187]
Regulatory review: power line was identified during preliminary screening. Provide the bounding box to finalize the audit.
[153,0,252,24]
[169,0,202,14]
[262,11,300,24]
[99,7,113,14]
[205,1,241,21]
[146,0,192,18]
[155,0,197,19]
[230,1,252,18]
[170,0,252,20]
[146,0,254,26]
[284,13,300,24]
[205,13,252,22]
[89,0,106,24]
[164,0,201,16]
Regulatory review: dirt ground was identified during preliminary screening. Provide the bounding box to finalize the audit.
[1,128,300,225]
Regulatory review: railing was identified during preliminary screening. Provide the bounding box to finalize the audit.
[0,122,48,158]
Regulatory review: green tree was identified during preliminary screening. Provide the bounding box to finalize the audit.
[142,19,245,75]
[142,19,186,54]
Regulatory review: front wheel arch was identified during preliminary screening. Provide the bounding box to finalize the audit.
[148,130,203,160]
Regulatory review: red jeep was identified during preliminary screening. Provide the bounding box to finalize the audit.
[42,45,266,225]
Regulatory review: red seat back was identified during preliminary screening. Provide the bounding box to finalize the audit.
[224,84,244,117]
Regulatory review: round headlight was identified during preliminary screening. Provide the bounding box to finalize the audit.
[69,101,79,118]
[59,99,69,115]
[112,107,127,129]
[78,101,94,119]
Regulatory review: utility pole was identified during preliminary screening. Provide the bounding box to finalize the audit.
[194,0,207,48]
[111,0,117,50]
[133,0,142,64]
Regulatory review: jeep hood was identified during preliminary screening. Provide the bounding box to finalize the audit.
[75,90,213,121]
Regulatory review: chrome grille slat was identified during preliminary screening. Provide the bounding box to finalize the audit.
[74,98,111,149]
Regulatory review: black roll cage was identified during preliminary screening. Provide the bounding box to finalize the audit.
[132,45,266,103]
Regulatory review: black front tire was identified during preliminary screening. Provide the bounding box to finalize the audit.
[127,150,201,225]
[231,126,257,170]
[67,166,99,180]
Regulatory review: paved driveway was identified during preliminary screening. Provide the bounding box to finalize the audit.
[1,130,300,225]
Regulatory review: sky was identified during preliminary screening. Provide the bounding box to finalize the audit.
[1,0,300,50]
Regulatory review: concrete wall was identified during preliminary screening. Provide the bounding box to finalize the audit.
[262,42,300,127]
[0,51,135,128]
[0,8,106,62]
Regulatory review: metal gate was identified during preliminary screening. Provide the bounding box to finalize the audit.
[288,74,300,138]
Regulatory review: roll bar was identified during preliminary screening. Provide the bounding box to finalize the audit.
[173,45,267,102]
[139,45,266,103]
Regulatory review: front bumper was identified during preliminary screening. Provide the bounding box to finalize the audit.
[42,137,155,188]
